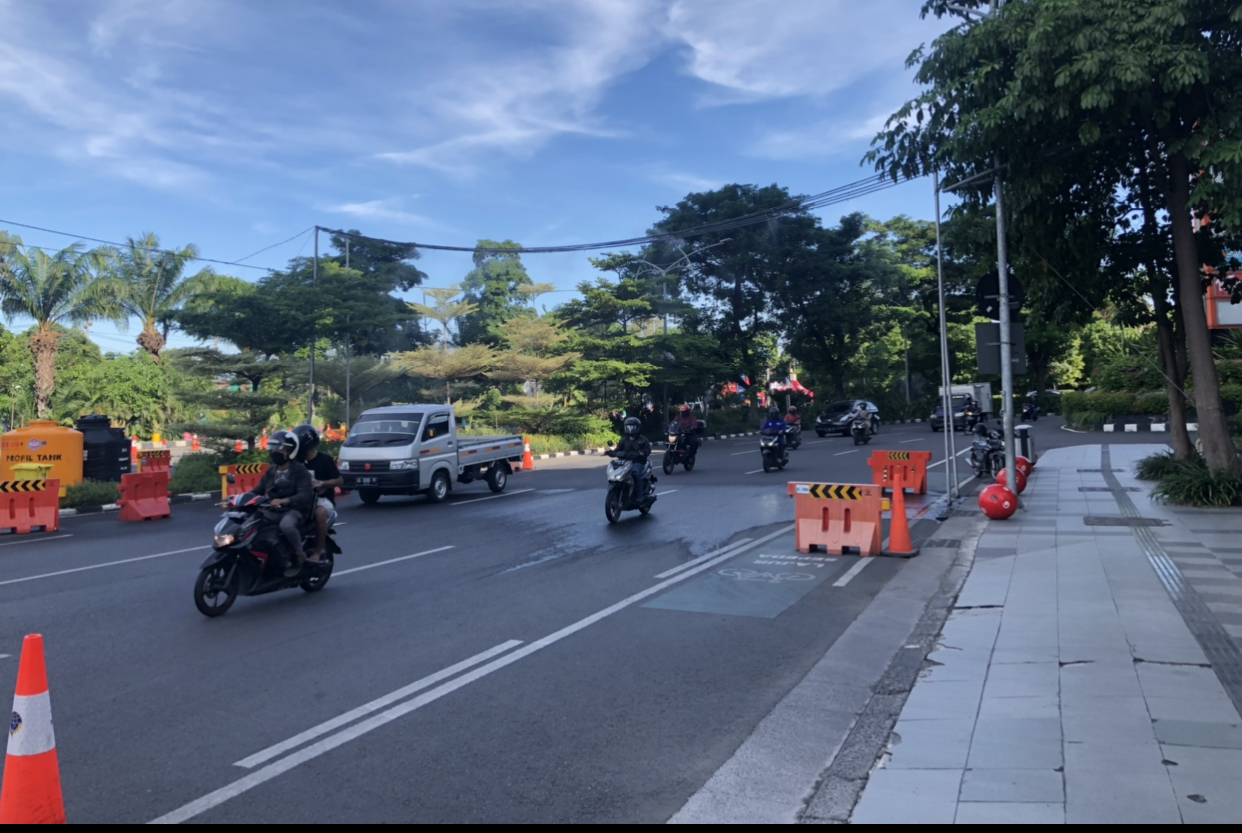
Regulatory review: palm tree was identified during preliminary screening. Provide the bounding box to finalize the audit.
[408,285,478,347]
[105,233,219,362]
[0,234,125,418]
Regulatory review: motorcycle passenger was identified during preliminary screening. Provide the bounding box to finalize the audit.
[607,417,653,498]
[849,401,871,436]
[292,424,342,565]
[762,406,788,460]
[785,405,802,428]
[673,405,700,459]
[253,430,314,577]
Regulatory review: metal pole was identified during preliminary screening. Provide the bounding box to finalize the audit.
[994,158,1019,504]
[309,227,317,424]
[933,171,959,498]
[345,241,351,430]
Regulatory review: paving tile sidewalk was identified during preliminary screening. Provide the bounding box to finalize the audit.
[849,443,1242,824]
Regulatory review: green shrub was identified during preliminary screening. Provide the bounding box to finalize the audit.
[1134,450,1202,481]
[61,479,122,508]
[527,431,619,455]
[169,452,226,494]
[1132,392,1171,416]
[1152,465,1242,507]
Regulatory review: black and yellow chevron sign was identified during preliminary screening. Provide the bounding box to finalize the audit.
[888,451,911,460]
[0,480,49,493]
[236,463,267,474]
[808,484,863,500]
[139,450,170,458]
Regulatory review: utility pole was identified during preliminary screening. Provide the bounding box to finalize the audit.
[309,227,318,424]
[345,238,351,431]
[934,171,960,498]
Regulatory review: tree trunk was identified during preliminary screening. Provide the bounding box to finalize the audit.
[28,327,60,419]
[1150,273,1194,460]
[1165,152,1238,472]
[137,322,165,363]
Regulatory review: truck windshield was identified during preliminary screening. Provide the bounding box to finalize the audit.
[344,413,424,447]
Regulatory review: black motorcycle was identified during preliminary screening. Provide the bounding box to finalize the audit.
[1021,400,1040,422]
[605,448,656,523]
[193,491,340,617]
[970,423,1006,479]
[963,407,983,433]
[787,422,803,450]
[663,423,700,475]
[850,417,871,446]
[760,430,788,473]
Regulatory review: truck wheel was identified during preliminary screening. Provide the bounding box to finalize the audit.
[359,489,380,505]
[427,471,450,503]
[487,465,508,493]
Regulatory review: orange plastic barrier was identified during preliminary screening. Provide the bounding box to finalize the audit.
[0,479,61,534]
[866,450,931,495]
[118,471,170,522]
[137,449,171,474]
[217,463,269,497]
[786,482,883,556]
[0,634,66,824]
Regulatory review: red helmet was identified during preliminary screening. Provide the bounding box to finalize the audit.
[680,405,691,414]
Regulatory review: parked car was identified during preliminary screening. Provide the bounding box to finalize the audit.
[815,400,881,437]
[930,394,972,432]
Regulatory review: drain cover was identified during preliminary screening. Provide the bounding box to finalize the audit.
[949,510,981,517]
[1079,486,1140,492]
[1078,468,1125,472]
[1083,516,1169,527]
[924,538,963,548]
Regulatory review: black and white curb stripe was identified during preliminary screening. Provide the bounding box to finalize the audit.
[60,491,221,517]
[1102,422,1198,433]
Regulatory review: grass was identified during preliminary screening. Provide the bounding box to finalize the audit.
[1134,450,1195,481]
[61,479,122,508]
[1152,465,1242,507]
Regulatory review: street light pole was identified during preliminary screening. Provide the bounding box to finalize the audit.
[933,171,960,498]
[309,227,318,424]
[994,158,1019,501]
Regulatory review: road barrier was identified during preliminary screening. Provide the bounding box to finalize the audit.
[866,449,931,495]
[118,470,171,522]
[0,634,66,824]
[786,481,883,556]
[218,463,269,498]
[137,449,171,474]
[0,479,61,534]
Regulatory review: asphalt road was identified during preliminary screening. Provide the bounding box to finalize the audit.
[0,417,1168,823]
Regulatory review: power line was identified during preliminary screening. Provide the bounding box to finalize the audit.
[0,219,280,273]
[231,227,314,264]
[317,172,913,255]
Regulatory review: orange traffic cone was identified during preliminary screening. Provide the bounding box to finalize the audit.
[234,440,244,453]
[885,467,919,557]
[522,436,534,471]
[130,442,139,467]
[192,434,200,452]
[0,634,66,824]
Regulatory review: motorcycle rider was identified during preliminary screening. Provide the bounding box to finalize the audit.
[762,405,788,461]
[252,430,314,577]
[606,417,654,498]
[849,401,872,437]
[672,405,700,459]
[962,395,982,429]
[292,424,342,565]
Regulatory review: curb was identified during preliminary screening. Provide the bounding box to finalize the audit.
[1087,422,1199,433]
[60,490,221,517]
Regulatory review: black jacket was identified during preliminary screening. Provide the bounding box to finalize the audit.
[610,434,651,462]
[254,461,314,516]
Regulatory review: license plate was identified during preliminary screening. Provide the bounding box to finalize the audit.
[357,477,378,485]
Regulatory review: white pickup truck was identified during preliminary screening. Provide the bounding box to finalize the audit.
[338,405,524,504]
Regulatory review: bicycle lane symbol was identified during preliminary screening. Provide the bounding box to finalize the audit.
[717,568,816,584]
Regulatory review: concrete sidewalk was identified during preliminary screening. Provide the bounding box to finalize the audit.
[849,443,1242,824]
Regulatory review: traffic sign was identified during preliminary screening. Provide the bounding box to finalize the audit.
[975,271,1024,319]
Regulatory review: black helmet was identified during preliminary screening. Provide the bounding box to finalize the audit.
[769,406,780,417]
[623,417,641,436]
[266,430,299,466]
[291,424,320,459]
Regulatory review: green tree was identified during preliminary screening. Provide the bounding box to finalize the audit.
[104,233,219,361]
[58,352,183,437]
[0,235,124,417]
[457,240,550,345]
[394,343,498,404]
[409,285,478,347]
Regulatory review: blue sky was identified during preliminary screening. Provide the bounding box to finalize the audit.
[0,0,951,353]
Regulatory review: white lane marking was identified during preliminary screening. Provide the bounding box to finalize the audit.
[654,538,754,579]
[834,450,860,456]
[899,438,924,444]
[0,546,211,587]
[0,654,11,660]
[730,451,754,456]
[833,558,876,587]
[451,488,535,506]
[0,534,73,548]
[234,640,523,769]
[744,468,767,474]
[149,524,796,825]
[805,440,829,445]
[654,490,678,496]
[928,448,972,468]
[334,546,455,576]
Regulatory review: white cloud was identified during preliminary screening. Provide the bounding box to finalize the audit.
[750,111,894,160]
[326,198,459,235]
[666,0,942,102]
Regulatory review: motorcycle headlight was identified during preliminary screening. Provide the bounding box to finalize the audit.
[338,461,350,471]
[214,533,235,547]
[391,459,418,470]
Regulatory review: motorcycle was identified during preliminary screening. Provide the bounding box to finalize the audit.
[850,417,871,446]
[1021,400,1040,422]
[760,430,788,473]
[786,422,802,450]
[604,449,656,523]
[970,423,1006,479]
[963,408,983,432]
[663,424,698,475]
[193,490,340,617]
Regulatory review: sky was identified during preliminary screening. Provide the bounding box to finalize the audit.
[0,0,953,353]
